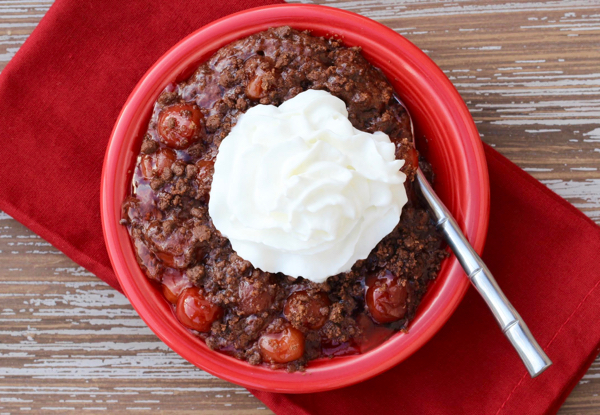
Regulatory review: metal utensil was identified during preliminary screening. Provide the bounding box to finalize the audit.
[415,167,552,377]
[394,91,551,377]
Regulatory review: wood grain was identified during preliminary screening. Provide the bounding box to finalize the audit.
[1,0,599,413]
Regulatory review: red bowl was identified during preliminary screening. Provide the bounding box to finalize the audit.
[101,4,489,393]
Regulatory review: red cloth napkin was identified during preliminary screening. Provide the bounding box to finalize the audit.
[1,1,599,414]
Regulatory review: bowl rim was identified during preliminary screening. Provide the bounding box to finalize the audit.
[101,3,490,393]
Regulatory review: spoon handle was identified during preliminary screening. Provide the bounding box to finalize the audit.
[415,169,552,377]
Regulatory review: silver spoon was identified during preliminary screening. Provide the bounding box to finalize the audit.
[400,99,552,377]
[416,170,552,377]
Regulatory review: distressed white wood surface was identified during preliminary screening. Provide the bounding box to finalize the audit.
[1,0,599,413]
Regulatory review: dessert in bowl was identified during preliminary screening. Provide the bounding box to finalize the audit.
[101,4,489,393]
[121,26,448,372]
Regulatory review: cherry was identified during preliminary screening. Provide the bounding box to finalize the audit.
[158,104,203,149]
[246,75,267,100]
[155,251,178,268]
[402,147,419,174]
[238,278,273,315]
[139,148,176,180]
[145,220,196,269]
[196,160,214,171]
[258,327,305,364]
[156,148,176,174]
[140,155,154,180]
[366,271,409,324]
[244,56,275,100]
[176,287,223,332]
[161,268,191,304]
[284,291,330,330]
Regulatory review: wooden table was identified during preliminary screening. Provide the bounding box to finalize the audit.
[1,0,599,413]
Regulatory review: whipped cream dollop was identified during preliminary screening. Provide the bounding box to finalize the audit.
[209,89,407,283]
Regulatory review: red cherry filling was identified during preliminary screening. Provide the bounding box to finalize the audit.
[238,278,273,315]
[158,104,203,149]
[140,148,176,180]
[284,291,330,330]
[244,55,276,100]
[366,271,409,324]
[402,146,419,174]
[161,268,191,304]
[176,287,223,332]
[258,326,305,364]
